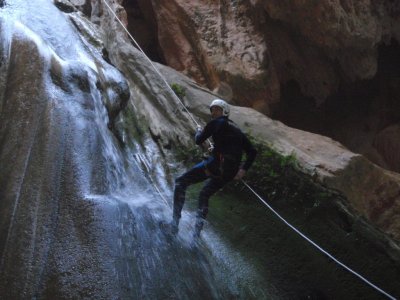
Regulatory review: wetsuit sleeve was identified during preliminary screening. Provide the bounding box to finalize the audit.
[195,120,215,145]
[241,134,257,170]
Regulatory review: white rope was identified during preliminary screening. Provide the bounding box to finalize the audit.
[100,0,201,128]
[242,181,397,300]
[67,0,173,209]
[152,181,170,208]
[98,1,397,299]
[131,154,171,208]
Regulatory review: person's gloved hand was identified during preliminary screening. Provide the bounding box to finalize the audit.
[196,125,202,133]
[234,168,246,180]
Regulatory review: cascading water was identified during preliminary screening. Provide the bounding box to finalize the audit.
[2,1,400,299]
[0,0,272,299]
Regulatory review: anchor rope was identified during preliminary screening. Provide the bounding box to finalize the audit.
[76,1,397,299]
[242,181,397,300]
[100,0,201,128]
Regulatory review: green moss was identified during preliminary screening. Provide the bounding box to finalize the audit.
[228,136,336,211]
[174,137,400,299]
[173,142,204,166]
[119,103,146,148]
[172,133,334,210]
[170,83,186,99]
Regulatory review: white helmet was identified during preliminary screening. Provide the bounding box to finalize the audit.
[210,98,230,116]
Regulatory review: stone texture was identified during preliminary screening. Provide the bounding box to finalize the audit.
[106,0,400,176]
[0,2,129,298]
[117,0,400,110]
[53,0,76,13]
[141,0,280,114]
[231,107,400,243]
[373,124,400,173]
[258,0,393,82]
[1,0,400,297]
[156,61,400,245]
[92,0,400,246]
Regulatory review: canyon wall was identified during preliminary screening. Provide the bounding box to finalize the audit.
[112,0,400,173]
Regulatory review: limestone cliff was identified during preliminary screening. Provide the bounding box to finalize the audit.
[116,0,400,175]
[116,0,398,104]
[0,0,400,298]
[79,1,399,241]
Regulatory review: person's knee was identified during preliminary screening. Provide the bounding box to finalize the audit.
[200,181,222,199]
[175,176,188,189]
[200,183,218,198]
[199,188,210,199]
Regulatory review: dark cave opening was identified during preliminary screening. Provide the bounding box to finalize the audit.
[273,39,400,172]
[121,0,165,64]
[272,80,327,135]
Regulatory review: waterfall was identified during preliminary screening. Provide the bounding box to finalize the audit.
[0,1,271,299]
[1,1,399,299]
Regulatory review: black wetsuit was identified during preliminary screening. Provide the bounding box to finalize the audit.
[173,116,257,226]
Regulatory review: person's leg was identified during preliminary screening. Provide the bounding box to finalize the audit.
[172,163,208,232]
[194,177,227,238]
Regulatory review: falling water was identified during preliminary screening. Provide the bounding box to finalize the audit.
[0,0,273,299]
[4,0,399,299]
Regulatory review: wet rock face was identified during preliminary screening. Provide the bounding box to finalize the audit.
[99,69,130,126]
[272,39,400,173]
[67,0,92,16]
[121,0,279,113]
[259,0,400,83]
[54,0,75,13]
[0,0,399,297]
[121,0,162,63]
[373,124,400,173]
[91,0,400,245]
[116,1,400,171]
[0,1,131,298]
[119,0,399,109]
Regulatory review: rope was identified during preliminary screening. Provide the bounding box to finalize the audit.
[242,181,396,300]
[100,0,201,128]
[95,1,397,299]
[133,153,171,208]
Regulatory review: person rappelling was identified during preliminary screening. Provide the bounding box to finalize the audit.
[163,99,257,240]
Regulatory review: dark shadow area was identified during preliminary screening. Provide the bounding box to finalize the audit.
[207,184,400,300]
[272,79,328,135]
[272,39,400,173]
[122,0,165,64]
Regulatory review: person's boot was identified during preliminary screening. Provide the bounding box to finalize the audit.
[170,217,179,236]
[189,218,204,248]
[159,217,179,237]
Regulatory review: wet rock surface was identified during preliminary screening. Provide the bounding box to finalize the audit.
[0,0,399,299]
[53,0,75,13]
[0,1,133,298]
[206,187,400,299]
[117,0,400,106]
[118,0,400,175]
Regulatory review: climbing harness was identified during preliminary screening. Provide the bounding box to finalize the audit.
[90,1,398,299]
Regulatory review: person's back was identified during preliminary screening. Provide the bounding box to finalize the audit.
[196,116,256,173]
[166,98,257,240]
